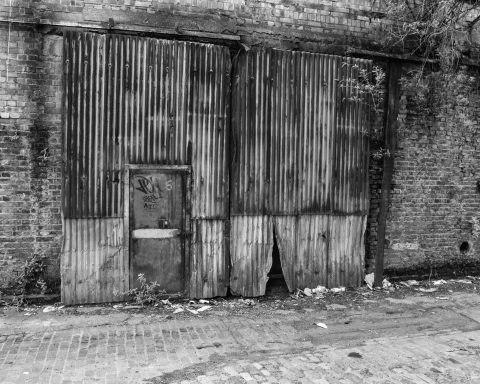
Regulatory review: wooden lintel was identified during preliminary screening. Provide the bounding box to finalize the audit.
[0,18,240,42]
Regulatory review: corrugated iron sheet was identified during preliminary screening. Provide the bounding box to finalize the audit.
[274,215,329,291]
[63,32,230,303]
[327,215,366,287]
[189,219,228,298]
[61,218,127,304]
[231,49,370,215]
[273,214,365,291]
[63,31,230,219]
[229,216,273,297]
[229,49,371,294]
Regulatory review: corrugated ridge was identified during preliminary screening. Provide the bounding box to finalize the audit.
[189,219,228,298]
[64,32,230,219]
[231,49,371,216]
[61,218,127,305]
[230,216,273,297]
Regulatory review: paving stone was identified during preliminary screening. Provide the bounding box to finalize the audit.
[1,294,480,383]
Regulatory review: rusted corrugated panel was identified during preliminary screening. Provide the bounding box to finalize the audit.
[327,215,366,288]
[189,219,228,298]
[230,216,273,297]
[61,218,127,305]
[273,216,296,292]
[274,215,328,291]
[296,215,330,288]
[231,49,371,215]
[64,32,230,219]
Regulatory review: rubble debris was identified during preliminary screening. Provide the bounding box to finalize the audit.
[238,298,256,306]
[433,280,447,286]
[400,280,419,287]
[187,308,199,315]
[173,308,184,314]
[382,279,392,289]
[312,286,328,294]
[23,308,37,316]
[316,322,328,329]
[417,288,438,293]
[330,287,346,293]
[455,279,473,284]
[348,352,363,358]
[197,306,211,312]
[124,305,142,309]
[43,306,56,313]
[326,304,347,311]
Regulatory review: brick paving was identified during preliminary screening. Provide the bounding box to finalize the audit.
[1,290,480,383]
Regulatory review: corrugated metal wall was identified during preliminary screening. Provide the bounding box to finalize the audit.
[231,50,369,214]
[62,34,372,302]
[62,32,231,303]
[230,49,371,295]
[62,219,126,304]
[230,216,273,297]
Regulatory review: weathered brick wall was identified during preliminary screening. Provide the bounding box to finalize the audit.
[2,0,480,291]
[365,71,386,273]
[0,0,386,51]
[384,66,480,276]
[0,24,63,294]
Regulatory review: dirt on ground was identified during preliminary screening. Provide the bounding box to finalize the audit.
[1,275,479,329]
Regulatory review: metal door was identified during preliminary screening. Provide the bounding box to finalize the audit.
[129,166,190,293]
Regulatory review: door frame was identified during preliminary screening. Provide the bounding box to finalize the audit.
[125,164,192,295]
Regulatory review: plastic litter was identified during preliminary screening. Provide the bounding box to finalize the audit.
[312,286,328,294]
[400,280,419,287]
[433,279,447,286]
[417,287,438,293]
[187,308,199,315]
[173,308,184,314]
[197,306,211,312]
[316,322,328,329]
[303,288,313,297]
[330,287,346,293]
[43,306,56,313]
[382,279,392,289]
[456,279,473,284]
[199,299,210,304]
[364,273,374,289]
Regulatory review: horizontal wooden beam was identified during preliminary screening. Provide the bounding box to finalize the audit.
[0,17,240,42]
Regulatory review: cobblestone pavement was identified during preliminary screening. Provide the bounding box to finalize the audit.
[1,287,480,383]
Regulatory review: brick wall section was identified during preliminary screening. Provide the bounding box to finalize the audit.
[384,66,480,276]
[0,0,387,51]
[0,24,63,293]
[1,0,480,289]
[365,79,386,273]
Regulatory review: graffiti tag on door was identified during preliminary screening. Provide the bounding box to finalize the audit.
[134,175,173,211]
